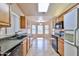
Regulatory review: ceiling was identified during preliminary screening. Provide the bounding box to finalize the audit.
[17,3,75,16]
[17,3,76,22]
[26,16,52,22]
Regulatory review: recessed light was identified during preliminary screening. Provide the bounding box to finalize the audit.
[38,3,50,12]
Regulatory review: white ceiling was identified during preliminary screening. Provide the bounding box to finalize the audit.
[17,3,75,16]
[17,3,76,22]
[26,16,52,22]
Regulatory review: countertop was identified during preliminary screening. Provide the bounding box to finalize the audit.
[51,34,64,39]
[0,34,15,39]
[0,37,27,55]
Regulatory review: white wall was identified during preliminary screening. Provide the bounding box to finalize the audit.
[0,28,5,35]
[6,12,20,35]
[0,3,24,37]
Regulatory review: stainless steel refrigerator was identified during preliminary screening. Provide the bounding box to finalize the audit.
[64,7,79,56]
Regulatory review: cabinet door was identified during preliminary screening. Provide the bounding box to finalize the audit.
[0,3,10,27]
[19,39,27,56]
[26,38,29,53]
[22,39,27,56]
[20,16,26,29]
[58,38,64,56]
[20,38,29,56]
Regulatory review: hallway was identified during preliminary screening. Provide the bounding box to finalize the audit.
[27,38,59,56]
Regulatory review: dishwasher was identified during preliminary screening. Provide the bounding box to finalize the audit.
[4,43,22,56]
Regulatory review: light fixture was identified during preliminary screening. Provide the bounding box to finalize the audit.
[38,3,50,12]
[37,16,44,22]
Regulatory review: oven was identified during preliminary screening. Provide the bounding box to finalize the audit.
[51,35,58,52]
[4,43,22,56]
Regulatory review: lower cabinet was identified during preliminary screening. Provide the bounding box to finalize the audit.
[58,38,64,56]
[4,44,22,56]
[20,37,29,56]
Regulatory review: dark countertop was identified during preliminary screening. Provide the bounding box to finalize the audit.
[0,37,27,55]
[51,34,64,40]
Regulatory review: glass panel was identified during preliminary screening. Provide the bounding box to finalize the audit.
[32,25,36,34]
[38,25,43,34]
[28,28,31,34]
[45,25,49,34]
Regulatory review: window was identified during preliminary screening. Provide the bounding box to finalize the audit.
[38,25,43,34]
[32,25,36,34]
[45,25,49,34]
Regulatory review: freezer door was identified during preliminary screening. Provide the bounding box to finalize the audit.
[64,8,77,30]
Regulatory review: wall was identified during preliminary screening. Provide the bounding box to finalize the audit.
[0,3,24,37]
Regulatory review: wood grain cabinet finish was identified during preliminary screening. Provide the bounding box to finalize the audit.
[58,38,64,56]
[26,38,29,53]
[20,37,28,56]
[58,16,64,22]
[20,16,26,29]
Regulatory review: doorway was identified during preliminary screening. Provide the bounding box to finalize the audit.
[31,22,50,40]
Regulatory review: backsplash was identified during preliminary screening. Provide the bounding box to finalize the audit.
[0,4,25,39]
[0,13,19,38]
[0,28,6,35]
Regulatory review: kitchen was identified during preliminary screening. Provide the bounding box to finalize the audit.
[0,3,79,56]
[0,3,30,56]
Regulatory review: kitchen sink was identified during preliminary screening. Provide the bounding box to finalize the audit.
[16,35,26,39]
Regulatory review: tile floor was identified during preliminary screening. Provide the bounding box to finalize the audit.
[27,38,59,56]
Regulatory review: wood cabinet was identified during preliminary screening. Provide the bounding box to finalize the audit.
[58,38,64,56]
[20,16,27,29]
[58,16,64,22]
[0,3,10,27]
[20,37,28,56]
[26,38,29,53]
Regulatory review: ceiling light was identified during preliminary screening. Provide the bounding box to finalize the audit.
[37,16,44,22]
[38,3,50,12]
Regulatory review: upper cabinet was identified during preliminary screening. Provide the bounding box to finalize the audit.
[0,3,10,27]
[54,16,64,29]
[58,16,64,22]
[20,16,27,29]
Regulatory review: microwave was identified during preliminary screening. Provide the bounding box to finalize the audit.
[55,21,64,29]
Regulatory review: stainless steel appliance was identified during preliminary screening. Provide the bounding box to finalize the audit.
[65,29,79,46]
[64,8,79,46]
[55,21,64,29]
[64,7,79,56]
[51,35,58,52]
[64,31,75,45]
[64,8,79,30]
[4,43,22,56]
